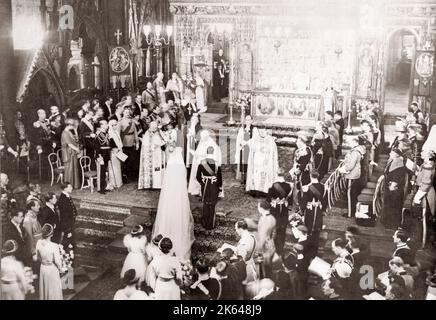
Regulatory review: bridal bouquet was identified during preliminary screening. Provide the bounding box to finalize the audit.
[180,260,194,291]
[58,244,74,276]
[24,267,37,294]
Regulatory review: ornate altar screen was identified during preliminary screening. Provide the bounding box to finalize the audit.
[252,16,356,123]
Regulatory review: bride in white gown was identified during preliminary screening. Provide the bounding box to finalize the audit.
[152,144,195,261]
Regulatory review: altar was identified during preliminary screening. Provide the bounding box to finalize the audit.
[169,0,377,128]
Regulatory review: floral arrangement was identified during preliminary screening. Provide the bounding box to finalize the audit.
[179,260,194,294]
[59,244,74,276]
[235,94,251,111]
[24,267,37,294]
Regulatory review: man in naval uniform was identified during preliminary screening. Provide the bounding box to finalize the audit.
[267,168,293,255]
[93,120,112,194]
[196,146,223,230]
[300,170,326,260]
[290,131,313,211]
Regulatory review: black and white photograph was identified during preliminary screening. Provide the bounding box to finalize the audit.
[1,0,436,306]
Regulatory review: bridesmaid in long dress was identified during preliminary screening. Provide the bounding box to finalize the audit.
[120,225,148,286]
[145,234,163,288]
[0,240,28,300]
[61,119,81,189]
[107,119,124,190]
[148,238,182,300]
[36,224,63,300]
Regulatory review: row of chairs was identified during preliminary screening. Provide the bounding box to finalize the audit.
[48,151,98,192]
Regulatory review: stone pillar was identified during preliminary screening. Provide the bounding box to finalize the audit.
[0,0,16,145]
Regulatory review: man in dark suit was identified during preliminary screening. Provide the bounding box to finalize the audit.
[141,82,157,109]
[103,97,114,120]
[38,192,61,243]
[58,183,78,254]
[4,210,32,266]
[132,94,145,117]
[196,147,223,230]
[78,110,96,159]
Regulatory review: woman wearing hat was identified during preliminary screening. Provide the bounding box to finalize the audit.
[61,118,81,189]
[36,224,63,300]
[121,225,148,286]
[1,240,28,300]
[148,237,183,300]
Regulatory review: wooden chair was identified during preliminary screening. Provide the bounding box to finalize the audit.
[80,156,97,192]
[57,149,63,167]
[48,153,64,186]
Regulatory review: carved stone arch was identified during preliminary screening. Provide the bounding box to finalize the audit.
[22,68,65,111]
[386,27,421,46]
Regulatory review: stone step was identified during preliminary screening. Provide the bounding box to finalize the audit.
[366,182,377,189]
[369,175,382,183]
[123,215,150,228]
[361,188,375,196]
[73,199,132,216]
[76,219,121,235]
[76,226,118,239]
[357,194,374,204]
[130,206,156,218]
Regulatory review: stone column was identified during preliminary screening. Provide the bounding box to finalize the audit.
[0,0,16,145]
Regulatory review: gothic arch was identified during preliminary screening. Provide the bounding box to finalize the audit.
[20,68,65,121]
[386,27,420,46]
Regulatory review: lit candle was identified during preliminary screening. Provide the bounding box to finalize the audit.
[155,25,162,37]
[166,26,173,38]
[143,25,151,36]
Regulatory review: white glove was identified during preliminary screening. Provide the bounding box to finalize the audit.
[413,190,426,204]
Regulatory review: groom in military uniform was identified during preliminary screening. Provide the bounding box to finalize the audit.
[196,146,223,230]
